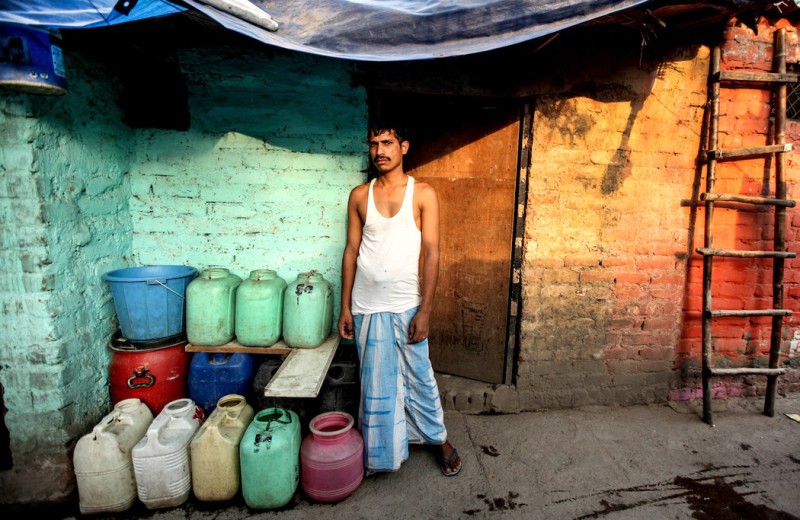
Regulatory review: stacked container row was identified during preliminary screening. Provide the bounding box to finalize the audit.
[74,397,363,513]
[186,268,333,349]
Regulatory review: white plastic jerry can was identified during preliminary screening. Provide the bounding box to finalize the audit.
[73,398,154,514]
[132,398,204,509]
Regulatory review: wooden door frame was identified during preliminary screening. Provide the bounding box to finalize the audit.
[504,101,533,386]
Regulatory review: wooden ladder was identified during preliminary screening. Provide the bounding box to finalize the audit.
[697,28,797,426]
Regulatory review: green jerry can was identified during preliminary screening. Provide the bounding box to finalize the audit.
[186,267,242,346]
[239,407,301,509]
[235,269,287,347]
[282,271,333,348]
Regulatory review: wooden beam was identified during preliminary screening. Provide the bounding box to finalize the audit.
[185,338,291,355]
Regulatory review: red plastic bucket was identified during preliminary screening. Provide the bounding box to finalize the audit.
[108,334,190,415]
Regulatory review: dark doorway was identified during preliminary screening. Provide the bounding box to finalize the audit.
[370,94,522,383]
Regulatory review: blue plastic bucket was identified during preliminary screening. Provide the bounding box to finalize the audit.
[104,265,198,341]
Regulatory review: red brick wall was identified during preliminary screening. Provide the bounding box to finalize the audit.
[521,45,707,408]
[676,18,800,400]
[519,18,800,410]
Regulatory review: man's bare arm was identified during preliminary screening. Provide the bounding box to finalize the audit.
[410,182,440,343]
[338,186,366,339]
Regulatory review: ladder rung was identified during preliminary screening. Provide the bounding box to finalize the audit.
[709,309,792,318]
[716,70,799,84]
[695,248,797,258]
[708,367,786,376]
[707,144,793,161]
[700,193,796,207]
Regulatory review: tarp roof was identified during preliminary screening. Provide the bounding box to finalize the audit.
[2,0,658,61]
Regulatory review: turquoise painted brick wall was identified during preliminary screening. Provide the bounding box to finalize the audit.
[0,53,134,502]
[130,48,368,324]
[0,40,366,505]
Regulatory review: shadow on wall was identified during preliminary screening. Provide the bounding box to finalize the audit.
[61,16,363,153]
[1,385,10,471]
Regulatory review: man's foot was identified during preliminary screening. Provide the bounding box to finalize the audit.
[436,440,462,477]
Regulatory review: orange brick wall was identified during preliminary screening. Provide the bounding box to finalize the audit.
[677,19,800,400]
[518,18,800,409]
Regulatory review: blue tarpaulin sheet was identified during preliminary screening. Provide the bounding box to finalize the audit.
[0,0,186,28]
[0,0,654,61]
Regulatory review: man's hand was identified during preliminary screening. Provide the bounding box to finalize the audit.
[409,310,430,344]
[338,308,355,340]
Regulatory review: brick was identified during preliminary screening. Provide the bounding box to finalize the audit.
[634,256,679,271]
[601,347,623,360]
[615,272,649,284]
[638,347,675,361]
[642,318,681,331]
[613,283,646,299]
[541,269,579,284]
[580,270,616,283]
[563,255,601,268]
[651,274,684,286]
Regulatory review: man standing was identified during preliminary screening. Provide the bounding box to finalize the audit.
[338,122,462,477]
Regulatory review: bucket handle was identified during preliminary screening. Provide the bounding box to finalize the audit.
[148,279,186,299]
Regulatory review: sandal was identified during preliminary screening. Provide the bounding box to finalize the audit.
[437,446,462,477]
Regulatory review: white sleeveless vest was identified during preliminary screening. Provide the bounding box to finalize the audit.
[351,176,422,315]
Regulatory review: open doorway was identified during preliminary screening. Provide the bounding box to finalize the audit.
[369,94,524,384]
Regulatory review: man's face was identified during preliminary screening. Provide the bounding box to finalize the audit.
[368,129,408,174]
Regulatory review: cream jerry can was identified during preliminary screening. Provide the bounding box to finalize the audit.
[190,394,255,502]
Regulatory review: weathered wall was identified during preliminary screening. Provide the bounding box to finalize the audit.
[0,54,133,502]
[129,47,367,311]
[0,41,366,505]
[516,44,707,409]
[506,20,800,413]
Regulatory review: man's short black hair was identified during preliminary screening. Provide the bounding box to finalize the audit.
[368,122,409,144]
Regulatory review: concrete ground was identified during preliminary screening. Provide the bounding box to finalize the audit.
[4,393,800,520]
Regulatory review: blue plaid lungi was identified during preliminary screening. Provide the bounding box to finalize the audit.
[353,307,447,472]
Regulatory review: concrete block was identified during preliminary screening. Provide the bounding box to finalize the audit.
[489,385,520,413]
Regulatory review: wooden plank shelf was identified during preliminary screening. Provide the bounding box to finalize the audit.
[264,332,341,399]
[186,333,343,400]
[185,339,292,355]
